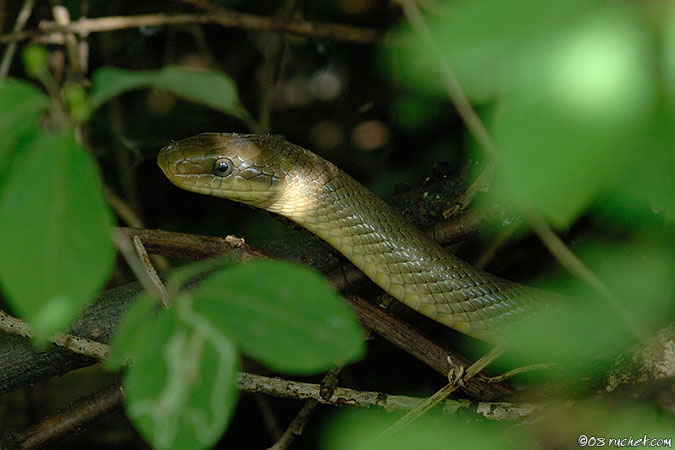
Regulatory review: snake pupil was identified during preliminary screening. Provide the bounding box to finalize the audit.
[213,158,233,176]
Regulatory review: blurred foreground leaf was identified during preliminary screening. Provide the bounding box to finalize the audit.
[106,293,157,369]
[109,259,365,447]
[664,3,675,98]
[323,409,531,450]
[0,78,49,180]
[537,401,673,448]
[0,129,115,340]
[494,9,656,227]
[506,236,674,376]
[386,0,596,102]
[120,295,238,450]
[387,1,671,228]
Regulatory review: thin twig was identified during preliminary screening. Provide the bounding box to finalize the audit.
[431,203,516,246]
[0,13,383,45]
[0,0,35,78]
[117,227,514,400]
[0,310,109,360]
[118,226,262,260]
[474,221,519,269]
[1,382,124,450]
[237,371,535,420]
[105,187,144,228]
[132,235,169,307]
[395,0,499,215]
[269,400,317,450]
[269,367,341,450]
[383,343,507,435]
[447,159,497,214]
[258,0,298,132]
[484,363,563,383]
[343,294,513,399]
[526,210,647,342]
[0,369,540,450]
[50,4,81,76]
[112,229,166,304]
[106,100,145,222]
[105,166,170,273]
[254,395,283,441]
[394,0,496,159]
[77,0,89,73]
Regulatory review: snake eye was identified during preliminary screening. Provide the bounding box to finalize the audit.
[213,158,234,177]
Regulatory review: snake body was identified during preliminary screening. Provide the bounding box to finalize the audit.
[158,133,550,341]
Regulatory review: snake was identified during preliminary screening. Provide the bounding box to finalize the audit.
[157,133,553,342]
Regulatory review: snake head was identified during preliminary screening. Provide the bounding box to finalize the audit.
[157,133,292,209]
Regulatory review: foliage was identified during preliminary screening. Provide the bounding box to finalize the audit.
[0,80,115,342]
[386,0,674,374]
[388,0,674,227]
[323,402,673,450]
[0,0,673,448]
[111,294,240,450]
[88,66,250,121]
[105,259,363,450]
[0,45,364,449]
[193,260,364,374]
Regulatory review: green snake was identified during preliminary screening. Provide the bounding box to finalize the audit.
[158,133,552,342]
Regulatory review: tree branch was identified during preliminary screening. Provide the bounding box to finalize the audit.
[0,12,384,45]
[1,382,124,450]
[0,310,109,361]
[0,226,514,400]
[0,370,543,450]
[237,372,541,420]
[0,170,473,396]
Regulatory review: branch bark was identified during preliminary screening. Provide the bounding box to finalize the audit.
[237,372,541,420]
[0,12,384,45]
[1,382,124,450]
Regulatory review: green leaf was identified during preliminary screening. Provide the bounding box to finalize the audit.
[0,129,115,340]
[105,293,157,369]
[664,3,675,99]
[89,66,247,119]
[614,101,675,223]
[385,0,596,102]
[124,295,239,450]
[0,78,49,180]
[194,260,365,374]
[21,44,49,79]
[493,10,655,227]
[391,95,444,131]
[323,409,531,450]
[505,236,674,375]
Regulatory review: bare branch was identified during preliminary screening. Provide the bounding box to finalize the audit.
[238,372,540,420]
[118,226,264,260]
[1,382,124,450]
[0,0,34,78]
[384,343,507,434]
[114,228,515,400]
[131,235,169,307]
[394,0,496,159]
[269,367,341,450]
[526,210,647,342]
[0,370,542,450]
[0,12,384,45]
[0,310,109,361]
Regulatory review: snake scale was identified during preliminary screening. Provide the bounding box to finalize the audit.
[158,133,553,342]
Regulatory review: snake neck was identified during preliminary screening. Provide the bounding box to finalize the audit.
[264,151,543,341]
